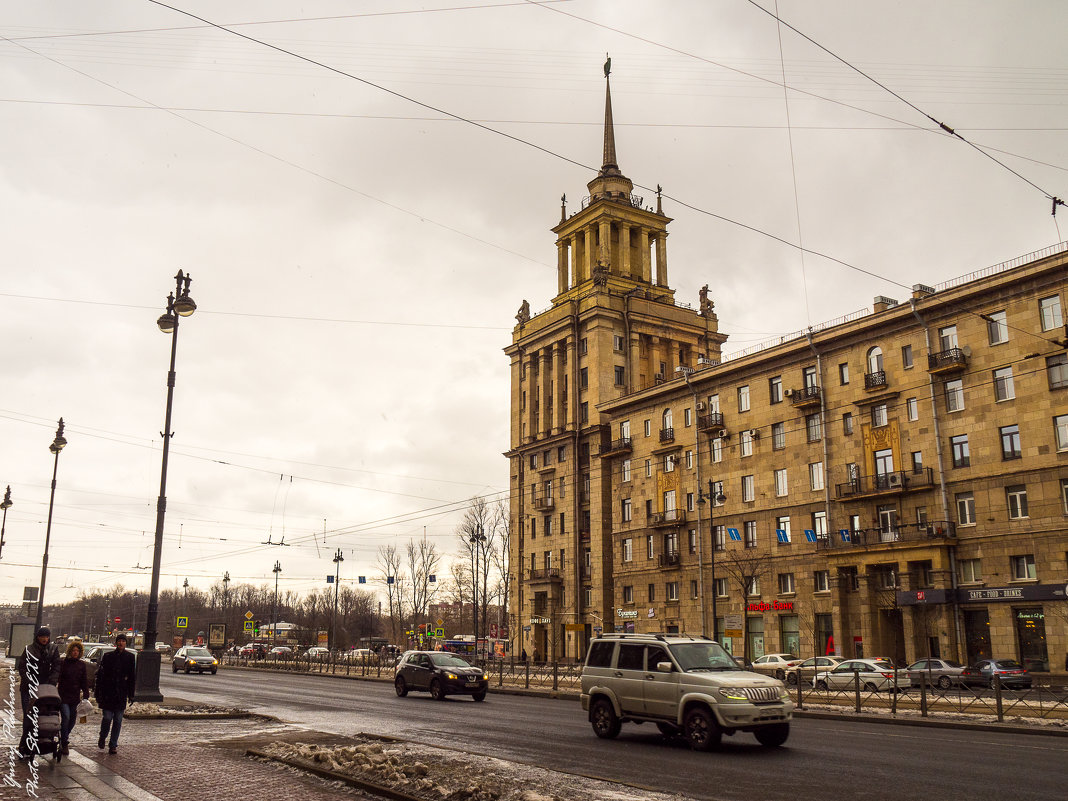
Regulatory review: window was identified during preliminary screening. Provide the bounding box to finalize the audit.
[686,492,695,512]
[622,499,632,522]
[1062,478,1068,514]
[1040,295,1063,331]
[621,459,632,482]
[688,529,697,554]
[623,585,633,603]
[959,558,982,584]
[746,576,761,597]
[667,582,679,602]
[740,429,753,457]
[839,362,850,385]
[711,437,723,463]
[1056,414,1068,451]
[1048,353,1068,389]
[1006,485,1029,519]
[956,492,975,525]
[774,468,788,497]
[871,404,888,427]
[711,481,724,505]
[579,337,588,355]
[691,580,699,599]
[1000,425,1022,460]
[646,535,655,559]
[809,462,824,492]
[901,344,914,369]
[945,379,964,412]
[906,397,919,421]
[915,507,928,527]
[806,413,822,442]
[685,450,693,469]
[738,385,750,412]
[814,570,830,593]
[769,376,783,403]
[708,394,720,413]
[776,516,791,541]
[662,408,673,430]
[622,538,633,562]
[644,420,651,437]
[529,454,538,469]
[987,310,1008,345]
[867,346,884,373]
[644,459,652,477]
[648,583,655,602]
[951,435,970,467]
[1011,555,1036,581]
[579,367,588,389]
[613,334,625,351]
[778,573,795,595]
[742,475,755,502]
[713,577,728,597]
[744,521,757,548]
[938,325,958,351]
[684,407,692,427]
[614,365,625,385]
[842,412,853,435]
[580,402,589,423]
[713,525,725,551]
[772,421,785,449]
[664,453,676,473]
[993,367,1015,401]
[803,365,818,389]
[911,451,923,473]
[812,511,827,539]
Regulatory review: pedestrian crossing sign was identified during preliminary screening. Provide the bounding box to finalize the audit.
[243,620,254,631]
[176,616,188,629]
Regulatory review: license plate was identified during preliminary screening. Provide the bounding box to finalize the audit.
[466,680,479,686]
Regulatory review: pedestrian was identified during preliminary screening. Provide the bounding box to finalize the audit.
[520,648,528,662]
[532,647,540,663]
[15,626,61,759]
[57,640,89,755]
[95,633,136,755]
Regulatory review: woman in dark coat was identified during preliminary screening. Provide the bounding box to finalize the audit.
[57,640,89,755]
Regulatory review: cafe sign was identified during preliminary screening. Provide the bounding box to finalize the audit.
[616,608,639,619]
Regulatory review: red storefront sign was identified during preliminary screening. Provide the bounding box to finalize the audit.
[745,600,795,612]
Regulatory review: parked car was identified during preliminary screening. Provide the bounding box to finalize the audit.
[268,646,293,657]
[394,650,488,701]
[784,656,846,686]
[751,653,802,680]
[813,659,911,692]
[345,648,376,663]
[172,646,218,674]
[907,658,965,689]
[153,642,172,655]
[305,646,330,658]
[580,633,792,750]
[732,655,754,670]
[239,643,267,659]
[85,645,114,664]
[959,659,1032,689]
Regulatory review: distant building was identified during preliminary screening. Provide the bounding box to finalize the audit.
[507,66,1068,673]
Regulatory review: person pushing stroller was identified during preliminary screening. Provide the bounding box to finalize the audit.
[15,626,61,760]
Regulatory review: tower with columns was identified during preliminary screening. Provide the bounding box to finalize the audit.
[505,62,726,661]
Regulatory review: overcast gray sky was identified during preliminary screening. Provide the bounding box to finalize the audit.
[2,1,1066,610]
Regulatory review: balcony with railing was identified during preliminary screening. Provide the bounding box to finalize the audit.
[864,370,888,390]
[526,567,563,585]
[816,521,957,550]
[580,564,592,580]
[650,509,687,527]
[601,436,632,457]
[787,385,821,408]
[659,427,675,443]
[928,347,968,374]
[697,412,726,433]
[836,468,934,499]
[533,496,555,511]
[658,551,681,568]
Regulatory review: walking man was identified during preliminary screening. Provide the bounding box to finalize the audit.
[95,633,136,755]
[15,626,61,759]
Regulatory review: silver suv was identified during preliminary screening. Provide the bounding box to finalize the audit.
[580,633,793,750]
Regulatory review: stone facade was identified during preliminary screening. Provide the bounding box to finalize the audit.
[506,74,1068,674]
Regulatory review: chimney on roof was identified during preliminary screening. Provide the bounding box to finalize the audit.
[873,296,899,313]
[911,284,935,299]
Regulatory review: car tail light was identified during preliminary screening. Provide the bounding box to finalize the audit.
[881,672,893,679]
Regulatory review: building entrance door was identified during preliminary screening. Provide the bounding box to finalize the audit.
[1014,608,1049,672]
[963,608,991,664]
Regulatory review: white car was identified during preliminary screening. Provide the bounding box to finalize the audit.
[784,656,845,686]
[814,659,912,692]
[305,646,330,658]
[750,653,802,680]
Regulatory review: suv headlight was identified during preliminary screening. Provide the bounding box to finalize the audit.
[718,687,750,702]
[444,672,459,680]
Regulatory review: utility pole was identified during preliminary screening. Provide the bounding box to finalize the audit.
[272,561,281,650]
[330,548,343,653]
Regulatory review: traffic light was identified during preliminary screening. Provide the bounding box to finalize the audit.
[254,620,260,634]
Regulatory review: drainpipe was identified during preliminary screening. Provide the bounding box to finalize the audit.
[804,330,834,537]
[910,299,964,664]
[571,300,583,660]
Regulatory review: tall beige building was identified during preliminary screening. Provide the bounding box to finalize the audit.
[507,71,1068,674]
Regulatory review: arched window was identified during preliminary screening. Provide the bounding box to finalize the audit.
[662,408,673,429]
[867,346,884,374]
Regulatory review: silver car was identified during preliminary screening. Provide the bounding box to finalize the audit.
[784,656,845,686]
[814,659,912,692]
[907,658,964,689]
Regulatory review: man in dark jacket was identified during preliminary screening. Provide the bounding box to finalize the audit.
[15,626,61,758]
[94,633,136,755]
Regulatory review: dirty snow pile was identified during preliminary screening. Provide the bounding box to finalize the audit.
[125,702,243,716]
[261,739,686,801]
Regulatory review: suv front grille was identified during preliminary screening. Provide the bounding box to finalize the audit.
[742,686,782,704]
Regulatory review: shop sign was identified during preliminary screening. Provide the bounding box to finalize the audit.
[746,600,794,612]
[958,584,1067,603]
[529,616,550,625]
[616,608,639,619]
[723,613,743,638]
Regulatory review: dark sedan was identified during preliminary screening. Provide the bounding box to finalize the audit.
[959,658,1032,689]
[172,646,218,674]
[394,651,488,701]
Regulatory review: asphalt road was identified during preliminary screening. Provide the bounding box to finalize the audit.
[160,668,1067,801]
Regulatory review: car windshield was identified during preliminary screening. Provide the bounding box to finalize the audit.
[993,660,1023,669]
[186,648,211,657]
[668,642,737,672]
[429,653,473,668]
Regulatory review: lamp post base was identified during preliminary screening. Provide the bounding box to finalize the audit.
[133,650,164,703]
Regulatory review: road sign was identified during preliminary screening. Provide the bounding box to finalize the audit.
[243,620,254,632]
[434,628,444,637]
[435,618,444,627]
[176,616,189,629]
[724,613,743,638]
[245,610,254,620]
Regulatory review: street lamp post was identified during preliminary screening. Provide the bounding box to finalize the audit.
[135,270,196,702]
[35,419,67,630]
[0,485,12,559]
[704,478,726,643]
[222,571,230,648]
[330,549,343,654]
[271,561,281,650]
[469,524,486,656]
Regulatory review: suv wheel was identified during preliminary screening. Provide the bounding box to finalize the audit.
[590,698,621,739]
[754,722,790,747]
[683,707,721,751]
[430,679,446,701]
[471,690,487,702]
[394,676,408,697]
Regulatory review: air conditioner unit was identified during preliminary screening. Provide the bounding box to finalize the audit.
[748,428,760,439]
[887,473,903,488]
[695,401,706,411]
[783,388,795,398]
[716,430,730,440]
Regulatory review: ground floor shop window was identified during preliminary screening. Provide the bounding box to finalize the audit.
[815,613,834,656]
[747,616,765,659]
[780,615,800,656]
[963,608,991,664]
[1015,608,1048,672]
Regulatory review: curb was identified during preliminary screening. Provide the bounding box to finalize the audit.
[126,712,255,720]
[792,708,1068,737]
[247,747,424,801]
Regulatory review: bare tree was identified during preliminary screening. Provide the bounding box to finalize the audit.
[488,500,512,649]
[406,536,442,624]
[719,548,773,663]
[377,544,406,643]
[456,496,493,646]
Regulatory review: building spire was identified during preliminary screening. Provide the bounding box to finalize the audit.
[600,53,620,178]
